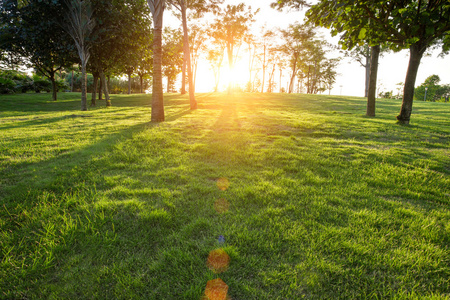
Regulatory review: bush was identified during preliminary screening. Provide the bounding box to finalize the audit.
[65,72,95,92]
[32,74,52,93]
[0,70,34,93]
[56,78,69,92]
[0,77,16,94]
[414,75,450,101]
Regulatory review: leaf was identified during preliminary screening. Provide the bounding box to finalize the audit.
[358,28,366,40]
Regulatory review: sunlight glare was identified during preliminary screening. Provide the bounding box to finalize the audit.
[216,177,230,191]
[207,248,230,274]
[194,59,250,92]
[214,198,230,214]
[204,278,229,300]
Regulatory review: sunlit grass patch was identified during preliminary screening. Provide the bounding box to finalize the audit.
[1,92,449,299]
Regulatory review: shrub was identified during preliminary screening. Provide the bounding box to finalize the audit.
[0,76,16,94]
[32,74,52,93]
[0,70,34,93]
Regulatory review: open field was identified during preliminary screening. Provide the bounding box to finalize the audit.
[1,92,449,299]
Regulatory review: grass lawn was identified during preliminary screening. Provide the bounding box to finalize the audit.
[1,92,449,299]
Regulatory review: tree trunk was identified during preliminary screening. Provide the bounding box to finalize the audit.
[98,78,103,100]
[167,77,171,93]
[289,69,296,94]
[261,44,266,93]
[364,45,371,98]
[181,56,186,94]
[366,45,380,117]
[268,64,276,93]
[71,69,74,92]
[193,60,198,93]
[128,72,132,94]
[50,73,58,101]
[81,64,88,111]
[397,44,425,124]
[306,67,310,94]
[139,74,144,94]
[180,1,197,109]
[248,44,253,92]
[91,72,98,106]
[152,26,165,122]
[100,71,111,107]
[279,69,282,93]
[227,43,234,94]
[289,54,298,94]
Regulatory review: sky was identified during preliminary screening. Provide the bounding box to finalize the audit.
[164,0,450,97]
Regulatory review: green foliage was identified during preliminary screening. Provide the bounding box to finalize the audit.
[305,0,450,52]
[65,72,94,92]
[64,72,150,94]
[270,0,309,11]
[278,23,339,94]
[0,92,449,299]
[210,3,259,73]
[89,0,152,76]
[0,77,16,94]
[31,77,52,93]
[0,70,56,94]
[162,28,183,92]
[108,76,151,94]
[415,75,450,102]
[378,90,394,99]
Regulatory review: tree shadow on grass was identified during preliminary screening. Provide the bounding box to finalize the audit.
[0,101,206,298]
[2,93,449,299]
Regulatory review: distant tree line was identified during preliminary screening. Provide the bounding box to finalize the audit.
[0,0,153,109]
[0,1,340,112]
[415,75,450,102]
[9,0,447,125]
[273,0,450,124]
[0,68,152,95]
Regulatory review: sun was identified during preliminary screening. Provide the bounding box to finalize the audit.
[192,59,250,93]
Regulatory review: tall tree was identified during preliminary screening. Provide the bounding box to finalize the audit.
[188,23,207,92]
[63,0,95,111]
[303,0,450,123]
[243,33,258,92]
[278,23,315,94]
[366,45,380,116]
[297,38,339,95]
[322,58,339,95]
[211,3,258,94]
[87,0,151,106]
[166,0,222,108]
[136,47,153,94]
[259,29,276,93]
[206,45,225,92]
[147,0,166,122]
[304,1,388,116]
[162,28,183,93]
[1,0,77,101]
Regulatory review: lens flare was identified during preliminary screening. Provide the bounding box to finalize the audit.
[204,278,229,300]
[216,178,230,191]
[214,198,230,214]
[207,248,230,274]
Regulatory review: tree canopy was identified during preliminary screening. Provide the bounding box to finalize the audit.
[275,0,450,123]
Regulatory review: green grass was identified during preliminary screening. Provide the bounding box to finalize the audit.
[1,92,449,299]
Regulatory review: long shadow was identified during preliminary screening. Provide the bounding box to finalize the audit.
[0,114,96,130]
[1,93,205,294]
[2,92,449,298]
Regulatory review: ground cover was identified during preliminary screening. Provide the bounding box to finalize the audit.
[1,92,449,299]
